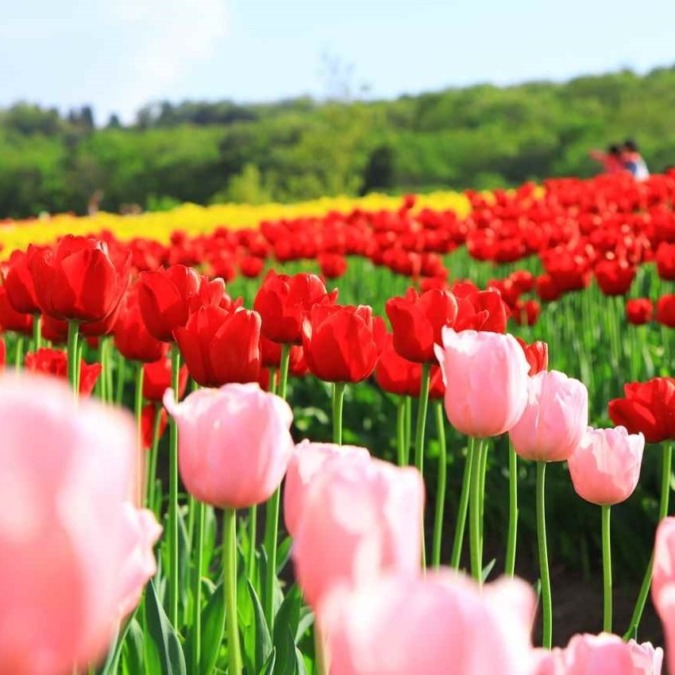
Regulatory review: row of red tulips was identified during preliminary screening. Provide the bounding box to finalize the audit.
[0,172,673,674]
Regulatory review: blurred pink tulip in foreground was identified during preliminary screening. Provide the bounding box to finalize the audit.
[292,457,424,608]
[320,572,536,675]
[283,440,371,537]
[0,373,160,674]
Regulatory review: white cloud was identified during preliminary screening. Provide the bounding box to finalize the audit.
[105,0,229,120]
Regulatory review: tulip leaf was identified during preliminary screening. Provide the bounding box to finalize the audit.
[122,618,145,675]
[481,558,496,583]
[273,584,302,663]
[258,648,277,675]
[276,536,293,575]
[145,580,187,675]
[296,647,309,675]
[296,608,315,643]
[200,581,227,675]
[247,578,273,671]
[273,626,298,675]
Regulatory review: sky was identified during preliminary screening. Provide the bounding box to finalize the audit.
[1,0,674,124]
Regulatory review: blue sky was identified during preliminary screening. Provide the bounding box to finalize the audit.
[1,0,674,124]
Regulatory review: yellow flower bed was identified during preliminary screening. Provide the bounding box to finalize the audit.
[0,191,472,258]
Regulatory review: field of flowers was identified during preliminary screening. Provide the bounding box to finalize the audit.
[0,170,674,674]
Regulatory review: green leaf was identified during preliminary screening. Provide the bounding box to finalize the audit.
[481,558,497,583]
[200,581,227,675]
[122,618,146,675]
[273,585,302,665]
[296,609,315,643]
[276,537,293,575]
[247,579,273,671]
[258,649,277,675]
[273,627,298,675]
[296,647,309,675]
[145,580,187,675]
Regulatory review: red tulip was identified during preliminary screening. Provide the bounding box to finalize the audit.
[28,236,130,323]
[253,270,337,344]
[142,356,188,402]
[141,404,168,450]
[259,335,308,375]
[0,285,33,336]
[138,265,226,342]
[302,304,384,383]
[511,299,540,326]
[174,305,261,387]
[625,298,653,326]
[114,284,168,363]
[385,288,458,363]
[656,295,675,328]
[594,259,636,297]
[318,253,348,280]
[24,348,101,396]
[516,337,549,375]
[41,314,69,345]
[608,378,675,443]
[239,256,265,279]
[656,242,675,281]
[2,249,40,314]
[375,334,444,398]
[0,337,5,371]
[453,285,509,333]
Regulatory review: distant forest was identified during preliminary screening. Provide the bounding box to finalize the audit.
[1,66,675,218]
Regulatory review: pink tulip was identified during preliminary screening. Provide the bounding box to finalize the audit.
[283,441,371,537]
[0,373,160,674]
[532,633,662,674]
[117,504,163,619]
[509,371,589,462]
[568,427,644,505]
[434,327,529,437]
[319,572,536,675]
[653,517,675,675]
[164,382,294,509]
[292,457,424,608]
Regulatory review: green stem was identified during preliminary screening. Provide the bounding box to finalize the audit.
[432,401,447,567]
[413,363,431,476]
[625,441,672,639]
[396,397,407,466]
[414,364,431,568]
[134,362,144,505]
[247,506,258,581]
[451,437,474,570]
[223,508,242,675]
[404,396,412,462]
[505,442,519,576]
[168,345,181,628]
[263,344,291,627]
[13,335,25,370]
[277,345,290,400]
[146,405,162,511]
[537,461,553,648]
[478,439,489,562]
[469,437,483,582]
[332,382,346,445]
[192,500,205,675]
[66,321,79,391]
[602,505,613,633]
[32,314,41,351]
[115,350,127,405]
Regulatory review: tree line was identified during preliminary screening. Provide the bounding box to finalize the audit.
[1,66,674,218]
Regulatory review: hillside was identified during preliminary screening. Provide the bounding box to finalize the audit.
[1,65,674,218]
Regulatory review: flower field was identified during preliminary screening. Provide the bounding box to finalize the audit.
[1,170,674,674]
